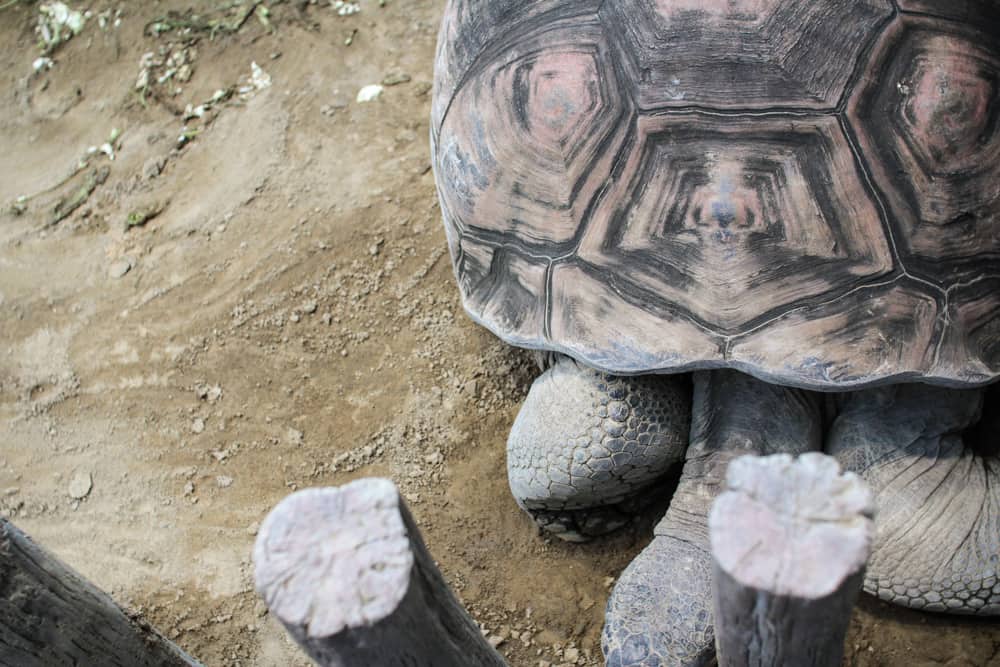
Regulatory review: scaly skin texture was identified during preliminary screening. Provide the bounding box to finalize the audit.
[507,356,691,541]
[827,384,1000,615]
[602,370,824,666]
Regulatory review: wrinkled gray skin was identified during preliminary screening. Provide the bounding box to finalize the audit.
[828,384,999,614]
[506,360,998,666]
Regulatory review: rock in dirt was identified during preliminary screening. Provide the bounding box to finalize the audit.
[356,84,383,103]
[142,156,167,180]
[68,471,92,499]
[382,70,411,86]
[108,257,133,279]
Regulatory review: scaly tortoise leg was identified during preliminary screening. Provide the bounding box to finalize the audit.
[506,355,691,541]
[827,383,999,615]
[602,370,824,666]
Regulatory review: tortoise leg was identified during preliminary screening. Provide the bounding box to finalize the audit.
[602,369,823,667]
[506,355,691,542]
[826,383,999,615]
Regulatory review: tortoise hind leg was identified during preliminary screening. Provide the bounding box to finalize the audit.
[602,370,824,666]
[506,355,691,542]
[827,383,999,615]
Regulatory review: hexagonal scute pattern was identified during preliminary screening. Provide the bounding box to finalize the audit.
[599,0,892,110]
[939,278,1000,384]
[575,114,893,330]
[848,16,1000,284]
[728,282,940,388]
[436,17,633,251]
[453,236,548,347]
[897,0,1000,29]
[432,1,603,135]
[432,1,1000,389]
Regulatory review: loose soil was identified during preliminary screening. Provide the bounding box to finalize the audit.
[0,2,997,666]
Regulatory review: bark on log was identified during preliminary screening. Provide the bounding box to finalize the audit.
[253,478,507,667]
[0,518,201,667]
[709,453,874,667]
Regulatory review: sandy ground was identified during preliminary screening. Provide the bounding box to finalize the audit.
[0,2,997,666]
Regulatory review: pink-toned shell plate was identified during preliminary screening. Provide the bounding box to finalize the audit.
[432,0,1000,390]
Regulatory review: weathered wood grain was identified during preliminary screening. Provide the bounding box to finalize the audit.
[0,519,201,667]
[253,479,507,667]
[709,453,874,667]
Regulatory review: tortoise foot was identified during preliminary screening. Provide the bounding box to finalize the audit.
[828,383,1000,615]
[604,536,714,667]
[603,370,824,665]
[506,355,691,540]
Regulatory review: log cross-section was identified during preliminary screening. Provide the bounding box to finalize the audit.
[253,478,508,667]
[709,453,875,667]
[0,518,201,667]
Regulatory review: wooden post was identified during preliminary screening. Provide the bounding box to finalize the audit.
[709,453,874,667]
[0,519,201,667]
[253,478,507,667]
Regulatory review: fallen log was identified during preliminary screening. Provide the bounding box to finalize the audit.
[0,518,201,667]
[253,478,507,667]
[709,453,874,667]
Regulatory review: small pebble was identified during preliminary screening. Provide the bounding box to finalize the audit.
[381,71,411,86]
[108,257,133,279]
[356,84,383,103]
[68,471,92,500]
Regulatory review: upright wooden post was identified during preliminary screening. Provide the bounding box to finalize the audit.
[709,453,874,667]
[0,519,201,667]
[253,478,507,667]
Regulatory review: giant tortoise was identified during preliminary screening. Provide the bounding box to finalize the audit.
[431,1,999,664]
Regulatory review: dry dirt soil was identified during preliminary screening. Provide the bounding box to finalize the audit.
[0,2,997,666]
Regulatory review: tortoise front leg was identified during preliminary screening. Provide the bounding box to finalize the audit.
[827,383,999,615]
[602,370,824,667]
[506,355,691,541]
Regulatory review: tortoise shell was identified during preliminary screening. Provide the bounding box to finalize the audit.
[431,0,1000,389]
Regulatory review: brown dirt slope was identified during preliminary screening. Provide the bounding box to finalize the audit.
[0,2,996,666]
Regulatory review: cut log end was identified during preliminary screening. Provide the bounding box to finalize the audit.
[710,453,875,667]
[253,479,414,639]
[710,452,874,600]
[253,478,507,667]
